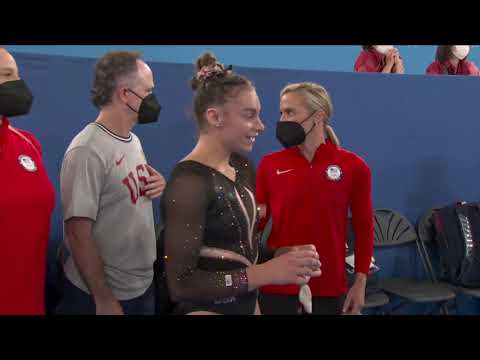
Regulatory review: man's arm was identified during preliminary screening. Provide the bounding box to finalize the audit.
[60,146,123,315]
[65,217,123,315]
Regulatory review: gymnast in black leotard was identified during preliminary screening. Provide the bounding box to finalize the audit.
[161,52,322,315]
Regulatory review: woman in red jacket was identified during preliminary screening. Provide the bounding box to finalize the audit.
[354,45,405,74]
[426,45,479,75]
[0,48,55,315]
[256,82,374,315]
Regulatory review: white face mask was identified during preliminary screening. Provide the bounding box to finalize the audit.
[373,45,394,55]
[452,45,470,60]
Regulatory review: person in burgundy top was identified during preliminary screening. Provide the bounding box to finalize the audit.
[0,48,55,315]
[426,45,479,75]
[256,82,374,315]
[354,45,405,74]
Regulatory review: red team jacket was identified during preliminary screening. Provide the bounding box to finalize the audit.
[256,141,374,297]
[354,49,386,73]
[426,60,480,75]
[0,117,55,314]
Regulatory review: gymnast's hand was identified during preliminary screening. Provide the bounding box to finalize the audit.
[265,249,322,286]
[274,244,317,258]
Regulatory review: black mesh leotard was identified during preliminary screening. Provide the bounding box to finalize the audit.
[161,153,264,315]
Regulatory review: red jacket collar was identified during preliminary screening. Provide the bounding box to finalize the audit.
[0,116,11,145]
[367,48,386,65]
[291,140,337,161]
[1,116,9,126]
[441,59,468,74]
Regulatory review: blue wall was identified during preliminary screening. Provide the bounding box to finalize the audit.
[7,45,480,75]
[10,52,480,314]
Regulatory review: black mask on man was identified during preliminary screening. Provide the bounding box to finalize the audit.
[125,89,161,124]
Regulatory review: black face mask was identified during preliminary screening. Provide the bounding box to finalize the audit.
[0,79,34,118]
[276,111,316,149]
[125,89,161,124]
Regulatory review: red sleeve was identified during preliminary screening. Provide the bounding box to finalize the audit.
[354,50,382,73]
[464,60,480,75]
[255,157,271,231]
[350,156,374,275]
[426,62,442,75]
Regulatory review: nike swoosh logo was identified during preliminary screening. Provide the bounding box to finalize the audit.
[276,169,294,175]
[115,155,125,166]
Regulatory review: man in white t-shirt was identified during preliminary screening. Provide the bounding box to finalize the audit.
[58,51,165,315]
